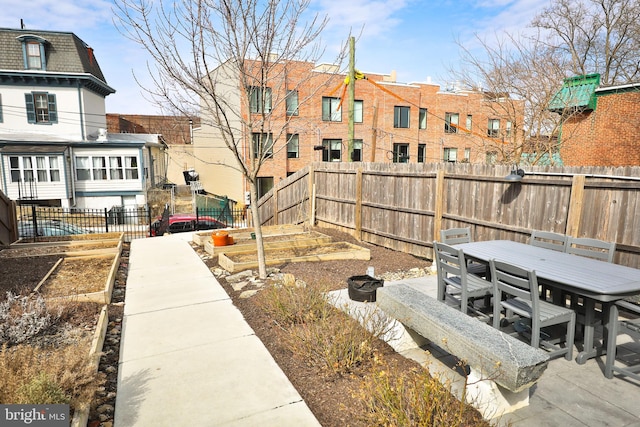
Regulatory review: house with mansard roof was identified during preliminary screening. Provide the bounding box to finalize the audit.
[0,27,165,210]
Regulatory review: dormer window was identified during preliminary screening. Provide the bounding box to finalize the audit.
[16,34,48,70]
[26,42,43,69]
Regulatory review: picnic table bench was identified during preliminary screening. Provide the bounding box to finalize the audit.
[376,283,550,417]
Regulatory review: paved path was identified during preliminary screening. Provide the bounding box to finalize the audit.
[114,233,320,427]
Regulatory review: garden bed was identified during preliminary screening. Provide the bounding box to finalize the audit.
[218,241,371,272]
[192,224,306,246]
[3,239,122,259]
[37,254,120,304]
[204,230,333,256]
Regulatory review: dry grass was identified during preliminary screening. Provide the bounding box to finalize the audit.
[41,257,113,297]
[257,279,489,425]
[0,341,104,407]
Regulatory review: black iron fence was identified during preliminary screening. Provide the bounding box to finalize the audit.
[16,205,247,242]
[17,205,152,242]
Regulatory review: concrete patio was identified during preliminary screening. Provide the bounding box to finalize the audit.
[331,276,640,427]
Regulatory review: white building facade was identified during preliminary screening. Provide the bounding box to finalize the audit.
[0,27,158,209]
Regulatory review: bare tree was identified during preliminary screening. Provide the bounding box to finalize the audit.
[451,32,570,165]
[532,0,640,85]
[451,0,640,166]
[115,0,343,278]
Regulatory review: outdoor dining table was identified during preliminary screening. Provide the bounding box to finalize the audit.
[455,240,640,365]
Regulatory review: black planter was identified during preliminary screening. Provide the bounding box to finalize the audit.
[347,275,384,302]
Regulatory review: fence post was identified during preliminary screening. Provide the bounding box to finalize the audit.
[433,169,445,248]
[308,164,315,226]
[566,174,586,237]
[272,186,278,226]
[355,167,363,241]
[104,208,109,233]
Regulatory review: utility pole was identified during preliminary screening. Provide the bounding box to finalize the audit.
[370,100,378,162]
[347,36,355,161]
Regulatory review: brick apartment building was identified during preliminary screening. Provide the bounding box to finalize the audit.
[549,74,640,166]
[194,59,523,203]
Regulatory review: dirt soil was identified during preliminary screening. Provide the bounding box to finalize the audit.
[201,227,437,426]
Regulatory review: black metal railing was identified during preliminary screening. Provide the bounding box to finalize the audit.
[17,205,152,242]
[16,205,248,242]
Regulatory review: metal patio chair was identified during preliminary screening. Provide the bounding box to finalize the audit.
[433,241,493,318]
[490,259,576,360]
[440,227,487,276]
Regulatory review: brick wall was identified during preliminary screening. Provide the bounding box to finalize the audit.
[106,114,200,145]
[560,90,640,166]
[236,60,523,183]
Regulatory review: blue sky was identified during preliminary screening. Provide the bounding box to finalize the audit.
[1,0,549,115]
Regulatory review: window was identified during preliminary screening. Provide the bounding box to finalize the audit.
[18,36,47,70]
[23,157,34,182]
[286,90,298,116]
[419,108,427,129]
[505,121,512,137]
[352,139,363,161]
[287,134,299,158]
[486,151,498,165]
[393,143,409,163]
[257,177,274,199]
[93,157,107,180]
[394,106,410,128]
[26,42,43,69]
[444,147,457,162]
[125,156,139,179]
[76,157,91,180]
[9,155,61,183]
[25,92,57,124]
[354,100,363,123]
[445,113,459,133]
[488,119,500,138]
[110,157,124,180]
[322,97,341,122]
[49,157,60,181]
[466,115,472,132]
[10,157,21,182]
[252,133,274,159]
[76,155,139,181]
[417,144,426,163]
[464,148,471,162]
[36,157,47,182]
[248,86,272,113]
[322,139,342,162]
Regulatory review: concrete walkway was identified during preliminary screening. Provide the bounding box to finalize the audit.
[115,233,640,427]
[114,233,320,427]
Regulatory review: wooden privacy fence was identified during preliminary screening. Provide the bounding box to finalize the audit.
[256,162,640,268]
[0,190,18,245]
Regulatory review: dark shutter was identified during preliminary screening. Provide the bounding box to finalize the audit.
[47,94,57,123]
[25,93,36,123]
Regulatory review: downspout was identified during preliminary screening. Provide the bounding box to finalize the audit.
[77,82,85,140]
[68,147,77,207]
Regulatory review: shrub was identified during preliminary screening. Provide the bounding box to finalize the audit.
[0,292,59,346]
[0,341,104,408]
[356,359,490,426]
[258,281,334,326]
[18,372,69,404]
[287,310,382,375]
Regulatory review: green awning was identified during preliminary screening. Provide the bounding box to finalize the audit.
[548,74,600,112]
